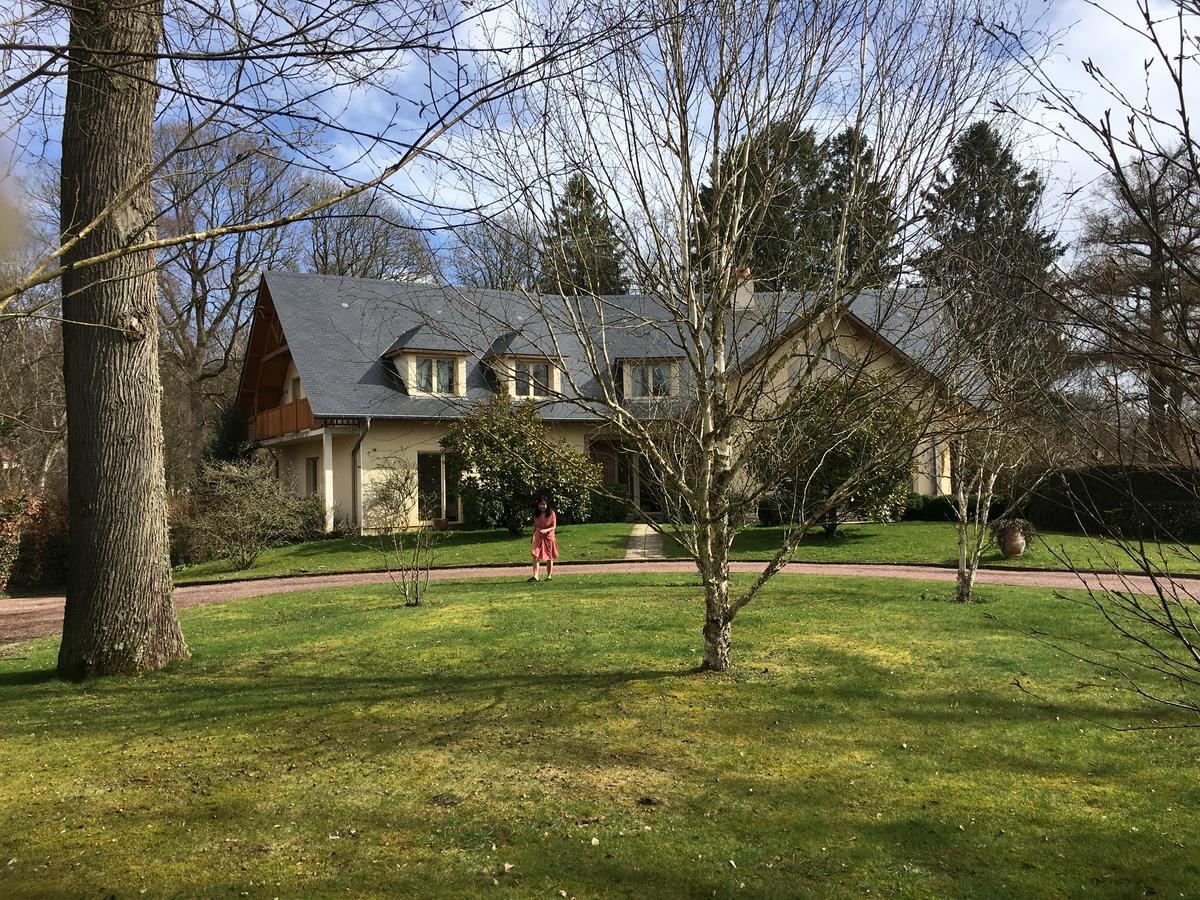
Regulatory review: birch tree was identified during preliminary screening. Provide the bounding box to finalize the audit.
[434,0,1026,669]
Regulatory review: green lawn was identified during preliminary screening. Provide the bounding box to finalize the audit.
[2,574,1197,897]
[662,520,1200,574]
[175,521,634,583]
[175,520,1200,587]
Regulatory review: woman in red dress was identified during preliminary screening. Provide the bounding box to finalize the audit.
[529,496,559,582]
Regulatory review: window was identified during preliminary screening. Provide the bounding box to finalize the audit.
[515,361,551,397]
[416,452,460,522]
[305,457,319,496]
[629,362,671,397]
[291,377,302,403]
[415,357,455,394]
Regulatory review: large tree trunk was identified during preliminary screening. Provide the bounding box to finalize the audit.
[57,0,187,678]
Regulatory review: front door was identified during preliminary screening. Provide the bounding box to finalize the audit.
[636,455,664,515]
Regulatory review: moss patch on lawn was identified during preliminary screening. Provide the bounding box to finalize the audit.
[1,574,1197,898]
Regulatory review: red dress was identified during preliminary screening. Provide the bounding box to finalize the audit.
[531,511,559,561]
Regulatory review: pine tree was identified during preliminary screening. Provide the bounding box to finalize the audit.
[695,123,896,293]
[919,121,1063,364]
[802,127,898,287]
[538,174,629,295]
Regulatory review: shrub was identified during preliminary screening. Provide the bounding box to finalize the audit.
[903,492,927,520]
[752,375,920,535]
[9,495,70,591]
[903,493,1008,522]
[364,465,433,606]
[168,496,197,566]
[442,395,602,534]
[187,456,316,570]
[1100,500,1200,543]
[586,483,631,523]
[0,497,27,594]
[285,497,327,544]
[757,494,782,526]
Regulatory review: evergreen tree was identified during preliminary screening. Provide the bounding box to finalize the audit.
[802,127,898,287]
[695,123,896,293]
[695,122,821,293]
[538,174,629,295]
[919,121,1063,364]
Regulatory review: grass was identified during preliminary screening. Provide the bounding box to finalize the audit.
[2,573,1198,898]
[175,521,635,583]
[661,520,1200,574]
[175,520,1200,588]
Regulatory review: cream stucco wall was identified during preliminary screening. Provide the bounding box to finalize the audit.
[735,314,952,498]
[273,432,356,526]
[270,418,601,531]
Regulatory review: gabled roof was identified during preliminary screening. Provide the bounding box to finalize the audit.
[383,324,467,357]
[259,272,601,420]
[253,271,959,421]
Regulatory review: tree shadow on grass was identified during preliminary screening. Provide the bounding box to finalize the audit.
[0,667,57,687]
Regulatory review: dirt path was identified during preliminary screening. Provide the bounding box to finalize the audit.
[3,560,1195,651]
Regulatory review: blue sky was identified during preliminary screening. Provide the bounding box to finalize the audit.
[1,1,1194,248]
[1018,1,1199,237]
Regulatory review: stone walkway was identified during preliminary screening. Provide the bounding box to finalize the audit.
[624,523,665,560]
[4,559,1198,651]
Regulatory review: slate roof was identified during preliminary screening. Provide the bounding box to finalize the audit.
[382,324,464,356]
[260,271,954,422]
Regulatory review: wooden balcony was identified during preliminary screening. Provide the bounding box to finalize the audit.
[251,398,315,441]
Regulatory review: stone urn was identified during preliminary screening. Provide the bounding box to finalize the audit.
[999,528,1027,558]
[992,519,1034,558]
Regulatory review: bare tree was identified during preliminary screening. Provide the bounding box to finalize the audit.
[992,2,1200,715]
[301,177,436,280]
[429,0,1026,669]
[1073,153,1200,461]
[364,463,434,607]
[0,199,64,496]
[155,126,306,483]
[449,213,542,290]
[187,456,321,572]
[2,0,623,676]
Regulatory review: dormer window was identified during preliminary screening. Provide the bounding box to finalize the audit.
[515,360,551,398]
[629,362,673,397]
[416,357,456,394]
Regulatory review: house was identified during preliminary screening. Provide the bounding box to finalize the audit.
[235,272,953,531]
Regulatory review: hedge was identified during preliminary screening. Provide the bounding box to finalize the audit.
[901,493,1009,523]
[586,484,631,524]
[1020,466,1200,541]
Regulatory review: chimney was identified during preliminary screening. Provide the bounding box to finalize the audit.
[733,267,755,309]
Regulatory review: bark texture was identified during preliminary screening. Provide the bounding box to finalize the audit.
[57,0,187,677]
[700,556,733,671]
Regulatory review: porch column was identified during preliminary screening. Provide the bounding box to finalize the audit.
[322,430,335,532]
[631,452,641,509]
